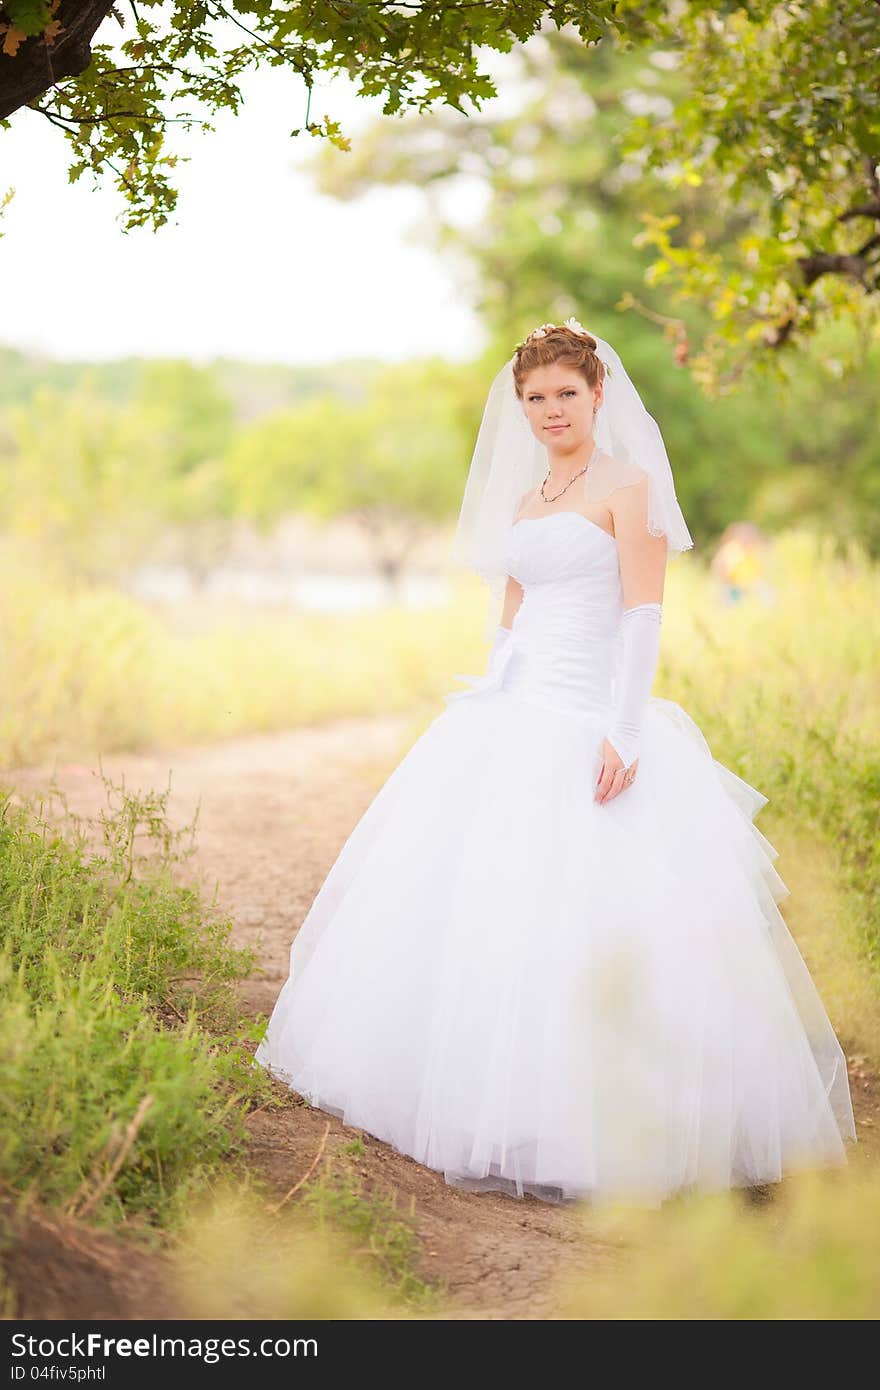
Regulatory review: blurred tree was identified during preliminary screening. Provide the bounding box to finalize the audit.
[131,360,240,585]
[133,358,234,552]
[224,359,472,588]
[750,325,880,554]
[312,27,880,552]
[311,36,753,543]
[0,0,618,230]
[314,11,880,384]
[314,36,696,348]
[0,345,379,413]
[0,387,169,582]
[2,4,875,371]
[135,359,234,475]
[614,0,880,387]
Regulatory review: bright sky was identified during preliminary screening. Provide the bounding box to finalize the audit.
[0,61,493,365]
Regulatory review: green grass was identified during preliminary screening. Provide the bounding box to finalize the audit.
[0,771,268,1231]
[0,770,440,1315]
[168,1173,428,1320]
[0,564,467,768]
[299,1158,446,1311]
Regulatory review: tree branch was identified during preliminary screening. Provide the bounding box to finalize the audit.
[798,248,876,289]
[0,0,117,121]
[839,200,880,224]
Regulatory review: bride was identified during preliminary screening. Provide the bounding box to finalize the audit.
[255,320,856,1205]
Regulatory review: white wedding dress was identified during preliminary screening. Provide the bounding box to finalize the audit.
[255,509,856,1204]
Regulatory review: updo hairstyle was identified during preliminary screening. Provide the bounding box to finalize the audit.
[512,322,606,400]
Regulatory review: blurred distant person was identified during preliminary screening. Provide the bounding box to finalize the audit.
[711,520,775,606]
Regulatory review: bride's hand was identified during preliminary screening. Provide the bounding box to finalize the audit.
[595,738,639,804]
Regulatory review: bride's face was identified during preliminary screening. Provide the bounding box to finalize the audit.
[520,363,601,452]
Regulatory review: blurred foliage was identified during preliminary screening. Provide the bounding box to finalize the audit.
[4,12,880,562]
[223,359,480,583]
[314,34,693,354]
[135,359,233,480]
[313,29,880,552]
[0,385,170,583]
[558,1161,880,1319]
[311,5,880,380]
[0,352,368,582]
[613,0,880,385]
[0,0,618,230]
[4,3,877,381]
[0,345,382,415]
[1,325,879,572]
[0,350,488,586]
[171,1180,422,1319]
[0,360,239,583]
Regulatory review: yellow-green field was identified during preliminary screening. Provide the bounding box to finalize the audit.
[1,530,875,755]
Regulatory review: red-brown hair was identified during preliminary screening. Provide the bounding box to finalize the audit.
[512,323,605,399]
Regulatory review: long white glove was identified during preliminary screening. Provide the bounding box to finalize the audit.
[487,623,512,674]
[605,602,663,768]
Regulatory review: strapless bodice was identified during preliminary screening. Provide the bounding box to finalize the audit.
[445,511,624,720]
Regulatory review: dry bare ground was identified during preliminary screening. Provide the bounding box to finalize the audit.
[5,714,878,1319]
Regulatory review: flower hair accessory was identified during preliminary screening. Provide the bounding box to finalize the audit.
[517,316,613,375]
[524,322,556,340]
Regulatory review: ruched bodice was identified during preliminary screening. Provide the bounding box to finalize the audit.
[445,510,624,720]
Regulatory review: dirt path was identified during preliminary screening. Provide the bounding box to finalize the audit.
[6,714,879,1318]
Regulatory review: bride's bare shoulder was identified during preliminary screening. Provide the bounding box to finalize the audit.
[595,448,647,477]
[590,450,650,494]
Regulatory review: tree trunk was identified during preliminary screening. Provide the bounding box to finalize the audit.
[0,1,116,121]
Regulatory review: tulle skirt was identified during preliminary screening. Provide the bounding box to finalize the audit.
[255,688,856,1205]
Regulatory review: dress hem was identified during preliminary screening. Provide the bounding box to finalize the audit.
[254,1052,853,1210]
